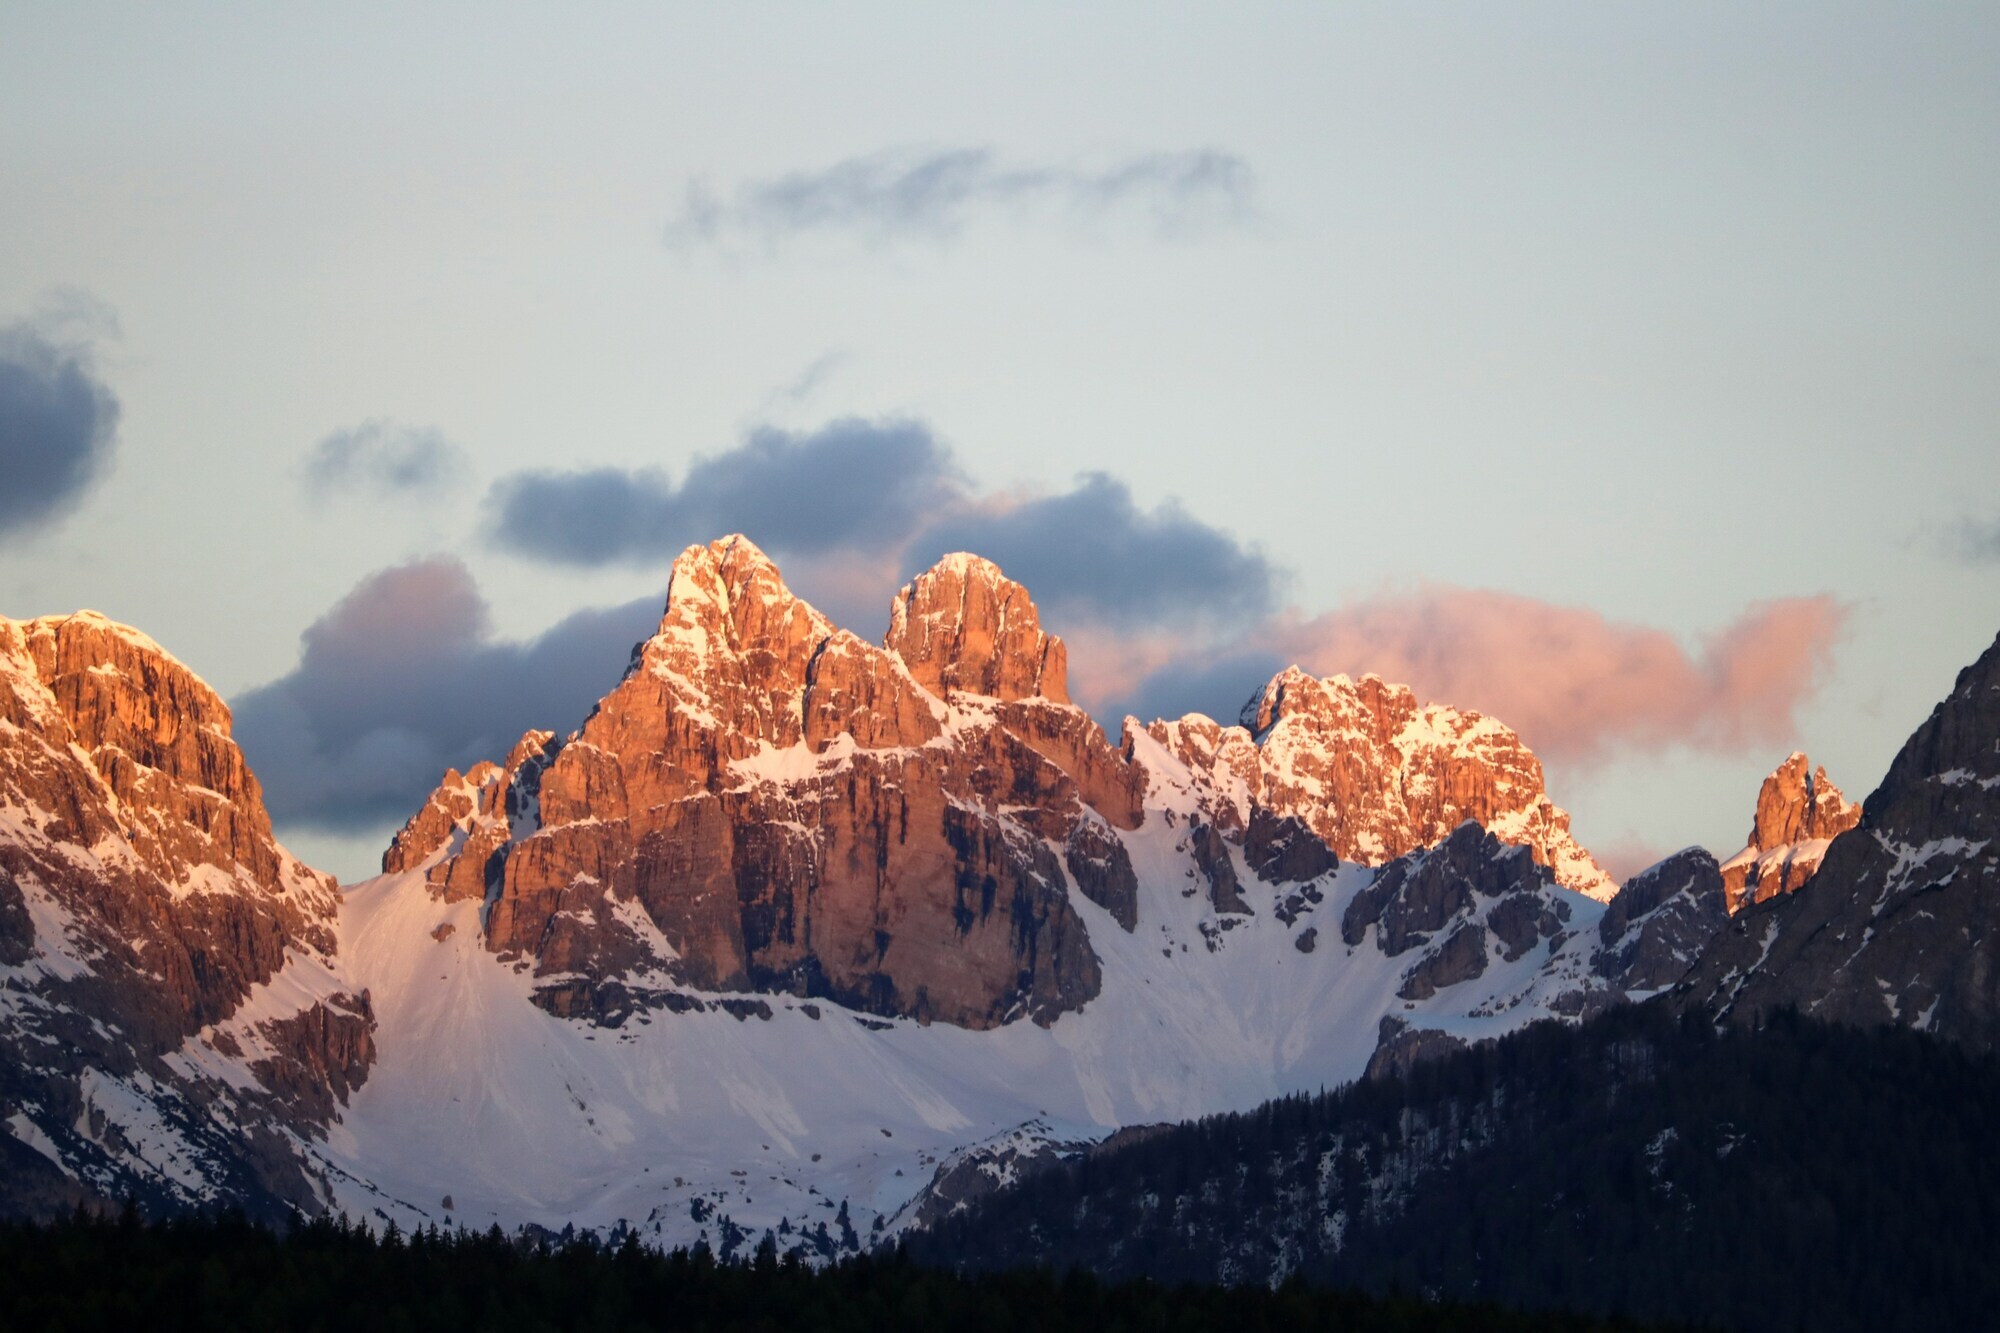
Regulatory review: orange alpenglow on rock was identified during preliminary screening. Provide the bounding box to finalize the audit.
[384,534,1619,1032]
[1719,752,1861,913]
[0,611,375,1209]
[386,537,1128,1030]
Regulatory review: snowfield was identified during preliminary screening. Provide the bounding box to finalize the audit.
[319,780,1615,1253]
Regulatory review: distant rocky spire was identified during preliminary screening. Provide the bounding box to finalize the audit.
[1719,752,1860,912]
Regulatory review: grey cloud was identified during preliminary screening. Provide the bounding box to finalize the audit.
[0,308,121,540]
[1945,515,2000,563]
[487,422,1278,639]
[484,417,966,567]
[1112,648,1288,731]
[305,419,466,499]
[232,557,660,836]
[909,473,1280,631]
[669,146,1254,249]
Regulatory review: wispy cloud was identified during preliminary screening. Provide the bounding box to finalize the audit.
[667,146,1255,251]
[0,292,121,541]
[304,419,466,501]
[1943,514,2000,564]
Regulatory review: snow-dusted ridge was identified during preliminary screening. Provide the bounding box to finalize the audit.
[321,715,1667,1255]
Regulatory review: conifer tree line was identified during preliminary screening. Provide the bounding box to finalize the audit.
[909,1004,2000,1333]
[0,1204,1676,1333]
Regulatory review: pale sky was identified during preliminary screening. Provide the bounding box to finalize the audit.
[3,3,1997,882]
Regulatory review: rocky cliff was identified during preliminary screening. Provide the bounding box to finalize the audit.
[1679,630,2000,1050]
[0,612,373,1219]
[388,538,1619,1031]
[386,539,1127,1029]
[1136,670,1614,901]
[1718,752,1860,912]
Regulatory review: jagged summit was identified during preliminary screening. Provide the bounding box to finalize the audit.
[1719,751,1860,912]
[0,611,373,1219]
[386,539,1620,1034]
[1181,664,1616,900]
[886,551,1068,704]
[1681,629,2000,1049]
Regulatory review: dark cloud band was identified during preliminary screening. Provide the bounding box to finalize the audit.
[232,557,660,835]
[483,420,1278,637]
[0,315,120,539]
[484,418,964,567]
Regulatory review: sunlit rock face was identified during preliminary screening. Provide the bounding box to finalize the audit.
[1718,752,1861,913]
[0,612,372,1219]
[1138,668,1615,902]
[392,538,1126,1029]
[1680,630,2000,1052]
[393,535,1624,1031]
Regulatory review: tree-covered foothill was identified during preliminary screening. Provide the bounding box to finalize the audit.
[909,1003,2000,1333]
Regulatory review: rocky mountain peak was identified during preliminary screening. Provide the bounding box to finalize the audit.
[5,611,302,894]
[1209,665,1612,900]
[401,542,1130,1030]
[0,611,374,1216]
[1679,629,2000,1049]
[886,553,1069,704]
[1720,751,1861,912]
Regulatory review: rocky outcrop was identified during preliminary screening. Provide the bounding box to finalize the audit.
[408,538,1133,1029]
[886,554,1068,705]
[0,612,371,1219]
[1593,848,1728,992]
[1718,753,1860,912]
[393,537,1620,1038]
[1678,630,2000,1051]
[1342,822,1573,962]
[1364,1015,1470,1080]
[1135,670,1614,901]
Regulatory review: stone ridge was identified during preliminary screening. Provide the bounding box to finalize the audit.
[1139,666,1614,900]
[0,612,374,1219]
[1678,628,2000,1051]
[396,537,1134,1030]
[1718,752,1861,912]
[392,537,1622,1032]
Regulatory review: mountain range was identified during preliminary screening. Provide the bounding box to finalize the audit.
[3,534,1995,1278]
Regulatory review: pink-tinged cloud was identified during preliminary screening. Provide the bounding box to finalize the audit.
[1058,624,1195,715]
[1262,587,1848,764]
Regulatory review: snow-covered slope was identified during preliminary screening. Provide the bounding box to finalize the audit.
[317,712,1680,1254]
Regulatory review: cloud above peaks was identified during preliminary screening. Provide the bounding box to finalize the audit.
[909,474,1279,631]
[483,422,1278,641]
[305,419,466,500]
[1257,587,1849,765]
[667,146,1255,250]
[232,557,661,836]
[486,418,964,567]
[0,299,121,540]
